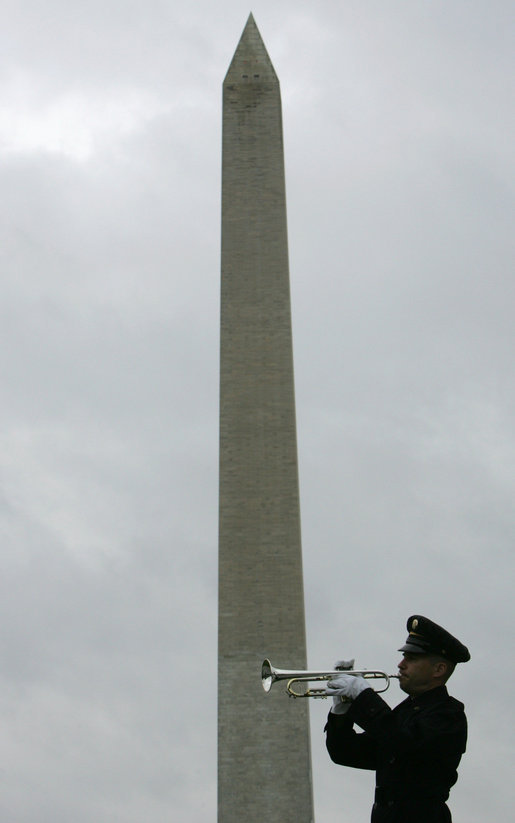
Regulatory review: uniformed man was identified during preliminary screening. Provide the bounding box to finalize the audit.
[324,615,470,822]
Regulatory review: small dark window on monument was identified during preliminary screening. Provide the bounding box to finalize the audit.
[242,74,248,78]
[254,74,260,78]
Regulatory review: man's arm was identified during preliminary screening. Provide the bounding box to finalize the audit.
[348,688,467,762]
[324,709,377,770]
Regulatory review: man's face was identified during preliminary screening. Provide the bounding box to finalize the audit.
[397,652,442,695]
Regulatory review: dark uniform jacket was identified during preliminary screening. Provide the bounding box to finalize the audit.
[325,685,467,823]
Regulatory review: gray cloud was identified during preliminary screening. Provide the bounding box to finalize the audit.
[0,1,513,820]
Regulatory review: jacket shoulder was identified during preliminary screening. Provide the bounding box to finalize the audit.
[446,694,465,714]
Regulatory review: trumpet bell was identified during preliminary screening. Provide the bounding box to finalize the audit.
[261,658,320,693]
[261,659,274,692]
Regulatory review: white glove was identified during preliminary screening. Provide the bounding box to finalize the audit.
[334,659,355,671]
[329,659,356,714]
[330,696,352,715]
[326,673,370,702]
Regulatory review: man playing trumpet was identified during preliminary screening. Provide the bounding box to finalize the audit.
[324,615,470,822]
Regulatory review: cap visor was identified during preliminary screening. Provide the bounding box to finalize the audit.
[398,642,427,654]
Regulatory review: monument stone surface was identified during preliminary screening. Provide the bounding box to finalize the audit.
[218,15,314,822]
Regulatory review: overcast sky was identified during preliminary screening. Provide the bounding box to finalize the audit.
[1,1,513,820]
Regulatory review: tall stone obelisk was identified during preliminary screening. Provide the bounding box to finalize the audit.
[218,15,314,823]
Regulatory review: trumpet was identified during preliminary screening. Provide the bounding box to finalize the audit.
[261,658,399,698]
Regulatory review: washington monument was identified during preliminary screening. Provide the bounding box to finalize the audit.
[218,15,314,822]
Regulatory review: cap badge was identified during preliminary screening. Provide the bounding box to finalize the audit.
[412,618,419,629]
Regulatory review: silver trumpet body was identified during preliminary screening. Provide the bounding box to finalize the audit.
[261,658,399,698]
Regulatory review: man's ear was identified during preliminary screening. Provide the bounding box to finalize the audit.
[433,660,448,679]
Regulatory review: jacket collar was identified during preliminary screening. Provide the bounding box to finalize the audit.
[406,684,449,706]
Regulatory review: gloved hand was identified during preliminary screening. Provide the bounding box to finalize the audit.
[326,673,370,704]
[329,694,352,715]
[328,659,358,714]
[334,658,355,671]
